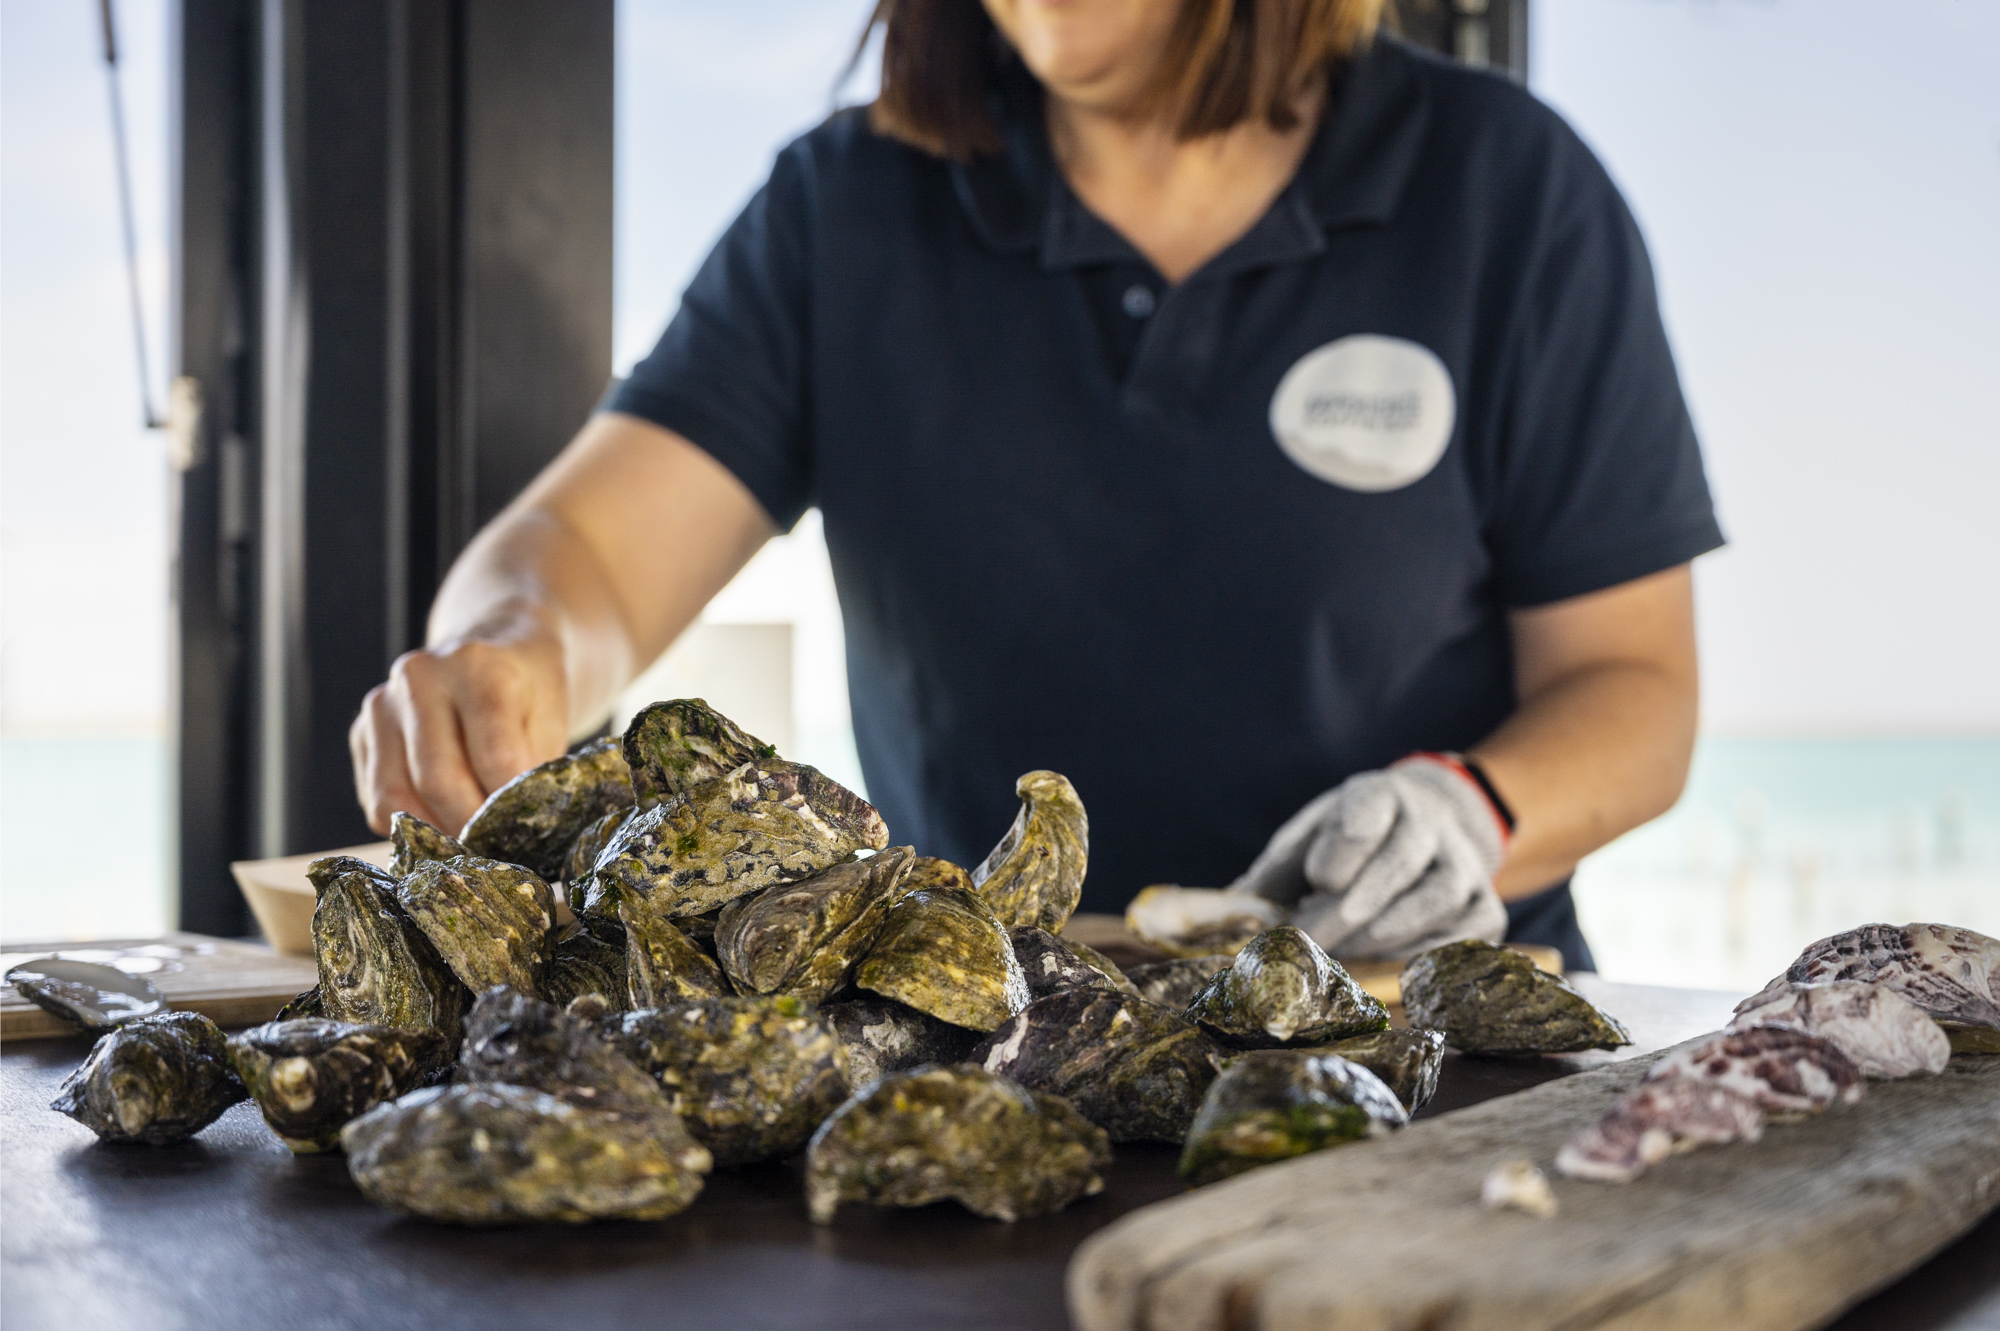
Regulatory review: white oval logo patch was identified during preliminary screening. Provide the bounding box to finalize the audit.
[1268,334,1456,492]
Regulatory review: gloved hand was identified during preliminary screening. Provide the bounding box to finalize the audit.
[1227,754,1511,960]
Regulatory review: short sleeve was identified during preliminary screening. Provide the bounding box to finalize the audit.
[605,143,817,530]
[1484,131,1724,607]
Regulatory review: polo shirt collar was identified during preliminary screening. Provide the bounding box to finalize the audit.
[951,35,1431,270]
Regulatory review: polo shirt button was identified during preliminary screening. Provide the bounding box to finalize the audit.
[1121,284,1156,318]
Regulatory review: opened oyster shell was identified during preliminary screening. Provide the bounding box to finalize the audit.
[540,916,631,1013]
[396,855,556,995]
[716,847,914,1001]
[623,698,779,805]
[389,811,466,877]
[819,996,981,1090]
[1735,923,2000,1045]
[1400,939,1630,1053]
[1185,925,1389,1048]
[855,886,1031,1032]
[600,995,850,1165]
[1125,885,1284,959]
[342,1082,710,1225]
[6,957,166,1032]
[226,1018,446,1153]
[456,986,678,1123]
[309,855,469,1037]
[588,762,885,921]
[1318,1027,1446,1113]
[1179,1049,1408,1186]
[1010,927,1136,1000]
[970,989,1223,1142]
[51,1011,245,1145]
[970,770,1089,932]
[805,1064,1111,1223]
[619,892,731,1006]
[1126,956,1233,1011]
[460,736,635,881]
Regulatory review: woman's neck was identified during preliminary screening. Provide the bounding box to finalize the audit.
[1045,80,1325,285]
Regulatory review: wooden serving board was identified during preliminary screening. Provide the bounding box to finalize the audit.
[1068,1042,2000,1331]
[0,934,318,1040]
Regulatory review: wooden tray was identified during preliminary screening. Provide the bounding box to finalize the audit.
[1,933,318,1040]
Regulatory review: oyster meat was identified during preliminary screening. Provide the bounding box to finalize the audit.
[226,1018,447,1153]
[600,995,850,1165]
[620,892,731,1006]
[1126,955,1233,1011]
[389,811,466,877]
[588,763,885,921]
[459,736,635,881]
[1318,1026,1446,1113]
[854,886,1031,1032]
[818,996,981,1090]
[1125,885,1284,959]
[309,855,470,1037]
[623,698,779,805]
[1399,939,1630,1054]
[805,1064,1111,1223]
[715,847,914,1001]
[970,770,1089,932]
[1178,1049,1408,1186]
[1645,1026,1864,1113]
[1010,926,1136,1000]
[1735,923,2000,1052]
[970,989,1223,1142]
[540,916,631,1013]
[396,855,556,995]
[1556,1078,1765,1184]
[52,1011,245,1145]
[1185,925,1389,1048]
[455,986,682,1123]
[6,957,166,1032]
[343,1082,711,1225]
[1729,981,1950,1078]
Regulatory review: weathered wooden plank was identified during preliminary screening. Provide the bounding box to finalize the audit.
[1068,1045,2000,1331]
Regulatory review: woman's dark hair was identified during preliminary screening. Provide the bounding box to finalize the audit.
[864,0,1388,160]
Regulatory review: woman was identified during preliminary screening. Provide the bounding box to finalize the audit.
[349,0,1720,971]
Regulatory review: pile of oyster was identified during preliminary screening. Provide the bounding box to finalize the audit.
[46,699,1634,1223]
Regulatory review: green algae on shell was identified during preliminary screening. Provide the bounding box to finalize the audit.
[226,1018,447,1153]
[342,1082,711,1226]
[970,770,1089,933]
[623,698,780,806]
[600,994,850,1165]
[854,886,1031,1033]
[969,989,1223,1142]
[51,1011,246,1146]
[1126,956,1233,1011]
[1185,925,1389,1048]
[818,996,981,1091]
[309,855,470,1038]
[540,916,631,1013]
[396,855,556,995]
[1399,939,1631,1054]
[1178,1049,1408,1185]
[1317,1027,1446,1113]
[805,1064,1111,1224]
[389,811,467,878]
[1010,926,1137,1000]
[715,847,914,1001]
[619,892,731,1007]
[459,737,635,880]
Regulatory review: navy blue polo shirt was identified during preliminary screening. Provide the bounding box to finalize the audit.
[608,36,1723,954]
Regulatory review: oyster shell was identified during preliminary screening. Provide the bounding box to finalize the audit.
[1318,1027,1446,1113]
[225,1018,447,1153]
[619,892,731,1006]
[818,996,981,1090]
[309,855,470,1036]
[1400,939,1631,1053]
[276,985,325,1021]
[969,989,1223,1142]
[51,1011,246,1145]
[456,986,679,1122]
[396,855,556,995]
[904,855,976,894]
[1010,927,1137,1000]
[1728,980,1950,1078]
[970,770,1089,932]
[587,763,885,921]
[1736,923,2000,1034]
[1178,1049,1408,1186]
[855,886,1031,1032]
[342,1082,711,1225]
[1126,956,1233,1011]
[459,736,635,880]
[623,698,779,805]
[1185,925,1389,1048]
[1125,885,1284,959]
[6,957,166,1032]
[389,811,467,877]
[715,847,914,1001]
[805,1064,1111,1223]
[540,917,631,1013]
[563,806,634,910]
[600,995,850,1165]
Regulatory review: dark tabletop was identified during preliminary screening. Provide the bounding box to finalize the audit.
[4,979,1995,1331]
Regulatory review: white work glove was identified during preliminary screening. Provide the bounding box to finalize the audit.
[1227,754,1511,961]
